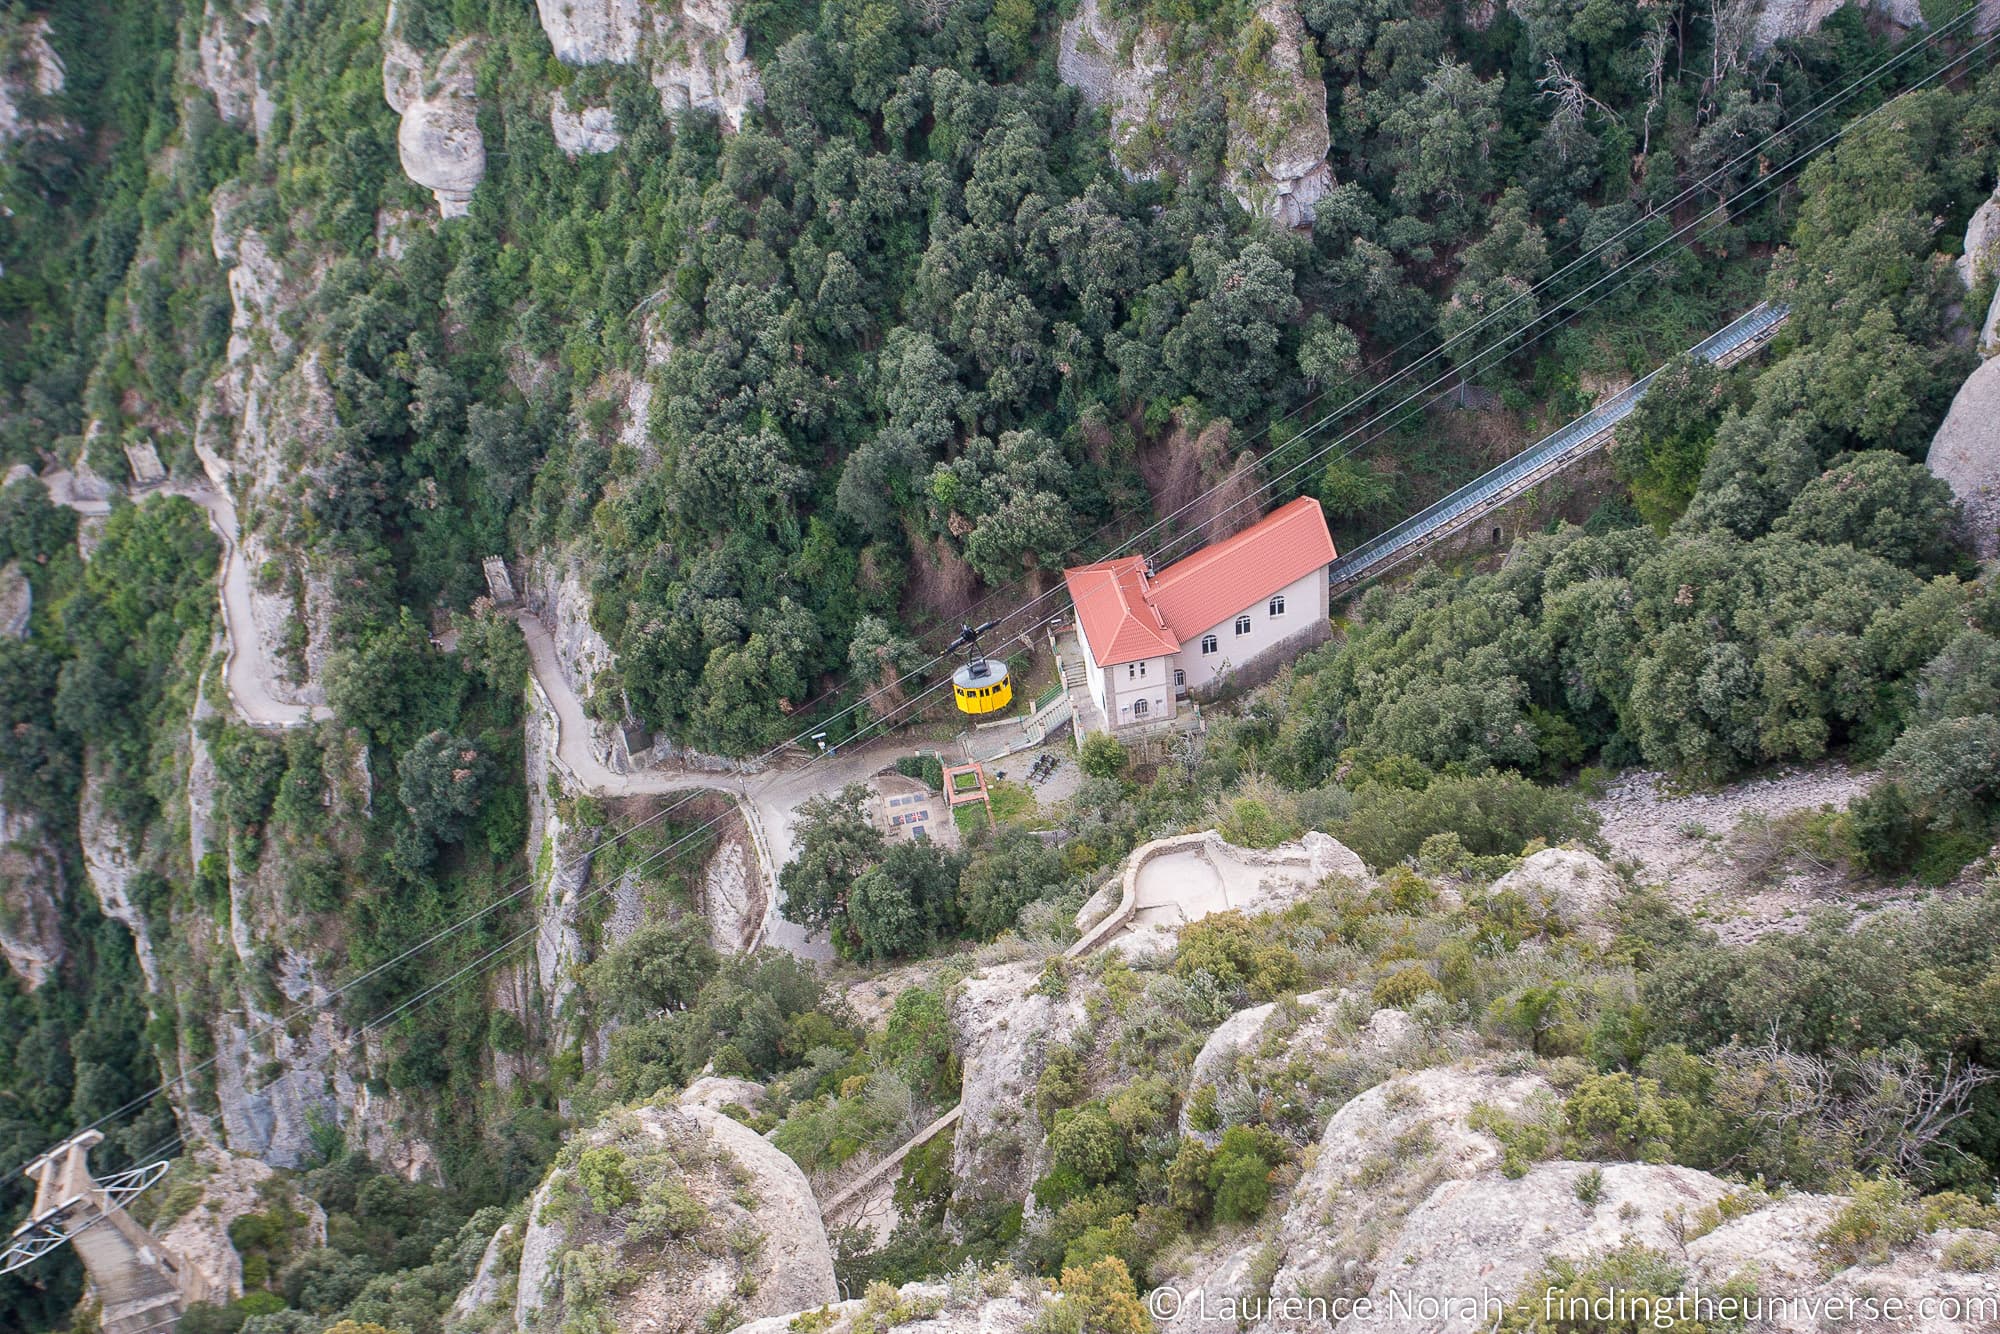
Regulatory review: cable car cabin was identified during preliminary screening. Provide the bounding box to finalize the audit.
[952,659,1012,715]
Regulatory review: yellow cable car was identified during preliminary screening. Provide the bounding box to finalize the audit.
[949,619,1011,716]
[953,659,1012,714]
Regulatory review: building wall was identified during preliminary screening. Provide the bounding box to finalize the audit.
[1105,653,1175,730]
[1175,566,1328,693]
[1078,619,1110,720]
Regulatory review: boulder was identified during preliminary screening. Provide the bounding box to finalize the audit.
[508,1100,835,1333]
[1485,847,1621,943]
[394,40,485,218]
[1926,354,2000,559]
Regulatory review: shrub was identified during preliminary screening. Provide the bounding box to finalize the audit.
[1373,963,1441,1008]
[1564,1073,1679,1163]
[1077,734,1129,781]
[1206,1125,1287,1223]
[1049,1108,1121,1186]
[1819,1178,1923,1265]
[1174,912,1302,1000]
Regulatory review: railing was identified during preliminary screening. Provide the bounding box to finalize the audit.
[1326,302,1791,592]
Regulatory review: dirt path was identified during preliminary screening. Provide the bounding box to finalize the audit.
[517,608,959,960]
[42,471,331,728]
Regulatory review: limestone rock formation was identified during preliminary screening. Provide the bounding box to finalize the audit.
[550,92,621,155]
[151,1145,328,1300]
[1058,0,1332,227]
[1486,846,1622,943]
[537,0,647,64]
[0,16,71,147]
[1926,354,2000,559]
[385,37,486,219]
[532,0,764,133]
[727,1272,1055,1334]
[1752,0,1999,51]
[951,957,1089,1205]
[0,792,64,989]
[1263,1065,1559,1316]
[1961,179,2000,353]
[1181,989,1452,1139]
[196,1,275,137]
[483,1098,836,1334]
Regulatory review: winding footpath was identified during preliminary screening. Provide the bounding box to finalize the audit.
[39,469,938,960]
[43,470,331,726]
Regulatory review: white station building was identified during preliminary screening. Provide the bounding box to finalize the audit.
[1062,496,1337,733]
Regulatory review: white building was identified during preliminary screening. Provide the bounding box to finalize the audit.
[1062,497,1336,734]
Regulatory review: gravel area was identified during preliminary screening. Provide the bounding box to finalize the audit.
[1592,764,1891,943]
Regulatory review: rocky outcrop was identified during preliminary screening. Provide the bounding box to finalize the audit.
[533,0,764,133]
[1263,1065,1558,1318]
[494,1097,835,1334]
[196,1,275,138]
[550,92,621,155]
[1181,989,1453,1139]
[384,33,486,218]
[1960,180,2000,354]
[1752,0,1999,51]
[0,16,72,147]
[1926,354,2000,559]
[80,774,164,990]
[951,957,1090,1205]
[1058,0,1332,227]
[0,792,64,989]
[152,1144,328,1300]
[727,1272,1054,1334]
[1485,846,1621,943]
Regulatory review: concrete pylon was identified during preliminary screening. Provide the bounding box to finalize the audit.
[14,1132,209,1334]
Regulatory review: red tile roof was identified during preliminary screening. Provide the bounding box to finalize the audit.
[1064,557,1182,667]
[1064,497,1337,668]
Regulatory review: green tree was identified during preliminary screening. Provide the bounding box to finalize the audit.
[585,920,720,1021]
[779,783,885,933]
[1773,451,1961,573]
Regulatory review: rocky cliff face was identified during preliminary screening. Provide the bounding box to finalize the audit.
[1961,178,2000,354]
[1058,0,1333,227]
[455,1093,836,1333]
[534,0,764,134]
[1927,355,2000,560]
[152,1144,328,1300]
[0,15,72,148]
[0,791,64,990]
[1752,0,2000,50]
[950,956,1090,1206]
[196,1,275,138]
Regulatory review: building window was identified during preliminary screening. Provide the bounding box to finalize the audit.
[1269,594,1286,617]
[1235,615,1252,636]
[1174,668,1185,688]
[1133,698,1149,717]
[1201,634,1217,655]
[1127,661,1146,680]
